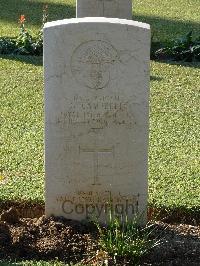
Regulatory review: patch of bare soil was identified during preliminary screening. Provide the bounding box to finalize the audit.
[0,207,199,265]
[0,208,98,264]
[141,221,200,266]
[0,201,44,218]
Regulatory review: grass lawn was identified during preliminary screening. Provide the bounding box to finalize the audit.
[0,56,44,202]
[149,61,200,211]
[0,1,199,211]
[134,0,200,42]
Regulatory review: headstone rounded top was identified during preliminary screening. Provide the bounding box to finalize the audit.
[44,17,150,30]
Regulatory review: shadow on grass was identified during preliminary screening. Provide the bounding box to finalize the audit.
[0,54,43,66]
[167,60,200,69]
[152,59,200,69]
[150,75,163,81]
[1,53,199,70]
[133,14,200,43]
[0,0,76,27]
[0,263,22,266]
[148,206,200,225]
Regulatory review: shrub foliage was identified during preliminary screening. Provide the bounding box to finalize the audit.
[154,31,200,62]
[0,6,48,56]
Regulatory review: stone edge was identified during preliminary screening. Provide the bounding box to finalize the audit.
[44,17,150,30]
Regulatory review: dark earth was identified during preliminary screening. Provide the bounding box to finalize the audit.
[0,203,199,265]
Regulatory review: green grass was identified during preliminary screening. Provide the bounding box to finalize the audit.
[0,0,76,37]
[149,61,200,210]
[0,1,199,209]
[0,56,44,202]
[134,0,200,43]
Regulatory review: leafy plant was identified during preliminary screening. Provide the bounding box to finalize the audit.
[95,212,160,265]
[0,37,17,54]
[33,5,48,55]
[0,6,48,56]
[155,31,200,62]
[15,14,35,55]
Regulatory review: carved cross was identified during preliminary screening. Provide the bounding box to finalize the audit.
[79,145,114,185]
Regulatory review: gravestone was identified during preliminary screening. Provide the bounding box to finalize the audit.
[76,0,132,19]
[44,17,150,223]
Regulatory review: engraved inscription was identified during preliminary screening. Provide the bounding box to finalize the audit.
[71,40,119,89]
[79,145,114,185]
[71,40,135,90]
[55,95,135,129]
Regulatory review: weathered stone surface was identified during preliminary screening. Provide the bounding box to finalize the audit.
[76,0,132,19]
[44,17,150,223]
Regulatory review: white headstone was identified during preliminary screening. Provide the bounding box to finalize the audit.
[44,17,150,223]
[76,0,132,20]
